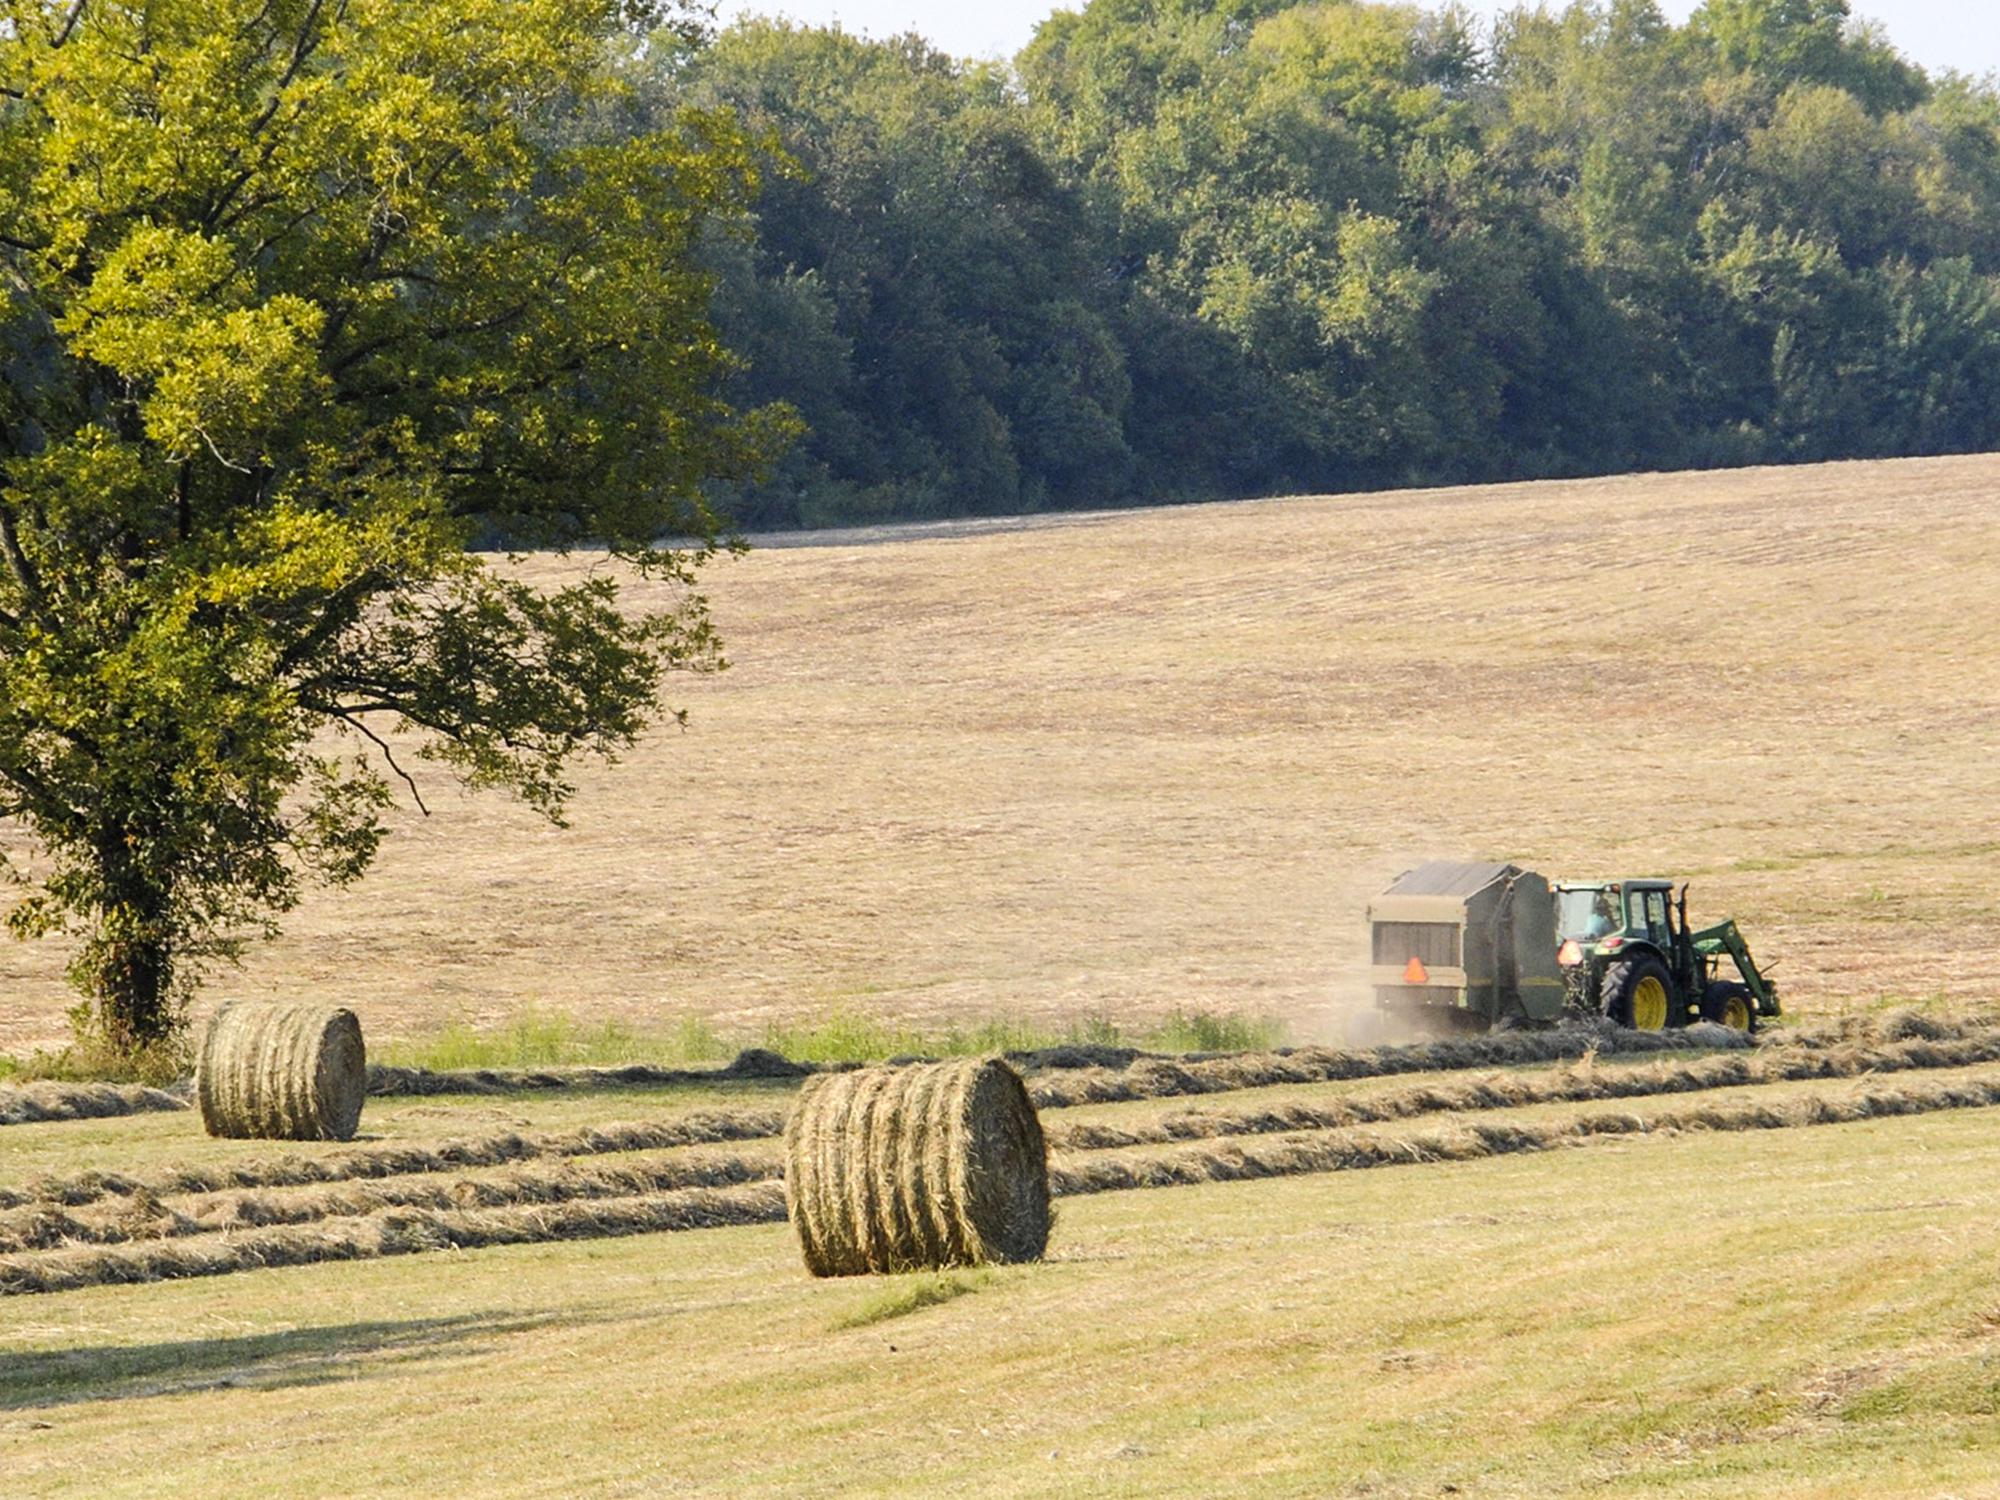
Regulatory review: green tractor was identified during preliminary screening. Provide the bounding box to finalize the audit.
[1552,879,1781,1032]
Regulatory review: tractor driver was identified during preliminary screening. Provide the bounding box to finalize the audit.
[1585,889,1620,938]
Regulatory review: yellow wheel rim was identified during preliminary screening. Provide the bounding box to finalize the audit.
[1632,975,1669,1031]
[1721,995,1751,1031]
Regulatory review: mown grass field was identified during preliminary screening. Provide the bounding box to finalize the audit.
[3,457,1998,1495]
[7,1061,2000,1498]
[5,453,1999,1055]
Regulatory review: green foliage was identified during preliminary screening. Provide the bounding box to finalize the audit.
[0,0,790,1049]
[5,1000,192,1085]
[635,0,2000,521]
[362,1005,1286,1074]
[371,1008,732,1071]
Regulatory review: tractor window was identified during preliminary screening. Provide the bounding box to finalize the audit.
[1557,889,1621,939]
[1640,890,1668,940]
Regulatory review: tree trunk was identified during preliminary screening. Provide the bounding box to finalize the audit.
[78,837,181,1051]
[92,924,176,1050]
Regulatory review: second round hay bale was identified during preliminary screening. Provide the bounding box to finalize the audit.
[196,1001,366,1141]
[784,1056,1050,1277]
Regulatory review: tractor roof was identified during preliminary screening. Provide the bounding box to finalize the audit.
[1554,878,1676,890]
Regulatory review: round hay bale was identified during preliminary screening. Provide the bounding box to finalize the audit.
[783,1056,1049,1277]
[196,1002,366,1141]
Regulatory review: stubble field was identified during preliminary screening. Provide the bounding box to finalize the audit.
[6,452,1998,1055]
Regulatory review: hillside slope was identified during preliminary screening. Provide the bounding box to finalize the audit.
[3,455,1996,1051]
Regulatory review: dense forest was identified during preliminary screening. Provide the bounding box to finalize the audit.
[634,0,2000,527]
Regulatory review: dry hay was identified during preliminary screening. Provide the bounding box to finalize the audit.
[1027,1019,1752,1109]
[0,1110,787,1211]
[1045,1028,2000,1152]
[196,1001,366,1141]
[784,1057,1050,1277]
[0,1081,189,1127]
[367,1046,813,1097]
[1049,1074,2000,1196]
[0,1181,789,1296]
[0,1146,781,1255]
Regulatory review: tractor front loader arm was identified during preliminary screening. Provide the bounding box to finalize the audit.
[1690,919,1781,1017]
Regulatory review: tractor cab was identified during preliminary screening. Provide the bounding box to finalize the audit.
[1554,880,1675,954]
[1553,879,1780,1032]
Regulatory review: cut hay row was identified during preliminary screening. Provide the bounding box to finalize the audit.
[1027,1019,1756,1109]
[1023,1010,2000,1110]
[0,1110,787,1211]
[1048,1074,2000,1197]
[0,1146,783,1256]
[366,1047,812,1096]
[0,1181,791,1297]
[0,1081,188,1127]
[1043,1030,2000,1152]
[16,1029,1994,1255]
[11,1069,2000,1295]
[1762,1009,2000,1049]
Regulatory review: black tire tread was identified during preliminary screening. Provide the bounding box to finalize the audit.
[1598,955,1679,1030]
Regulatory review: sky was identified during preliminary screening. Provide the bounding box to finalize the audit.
[711,0,1999,81]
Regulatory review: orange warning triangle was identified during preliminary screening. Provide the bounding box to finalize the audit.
[1403,956,1429,984]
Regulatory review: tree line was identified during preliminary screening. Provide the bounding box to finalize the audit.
[648,0,2000,528]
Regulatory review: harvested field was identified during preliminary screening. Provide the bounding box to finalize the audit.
[5,455,1998,1055]
[9,1105,2000,1497]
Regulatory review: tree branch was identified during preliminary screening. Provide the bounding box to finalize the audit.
[0,508,47,614]
[330,710,429,815]
[52,0,89,49]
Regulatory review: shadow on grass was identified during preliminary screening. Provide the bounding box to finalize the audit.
[0,1308,572,1410]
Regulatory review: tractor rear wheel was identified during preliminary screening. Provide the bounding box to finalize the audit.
[1600,956,1677,1031]
[1701,981,1756,1032]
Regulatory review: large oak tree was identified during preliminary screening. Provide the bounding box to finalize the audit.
[0,0,787,1050]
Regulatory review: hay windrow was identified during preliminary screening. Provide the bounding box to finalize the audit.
[197,1001,367,1141]
[11,1065,2000,1294]
[0,1146,783,1255]
[0,1181,790,1296]
[1026,1019,1754,1109]
[366,1047,814,1097]
[0,1082,189,1127]
[0,1110,788,1212]
[1044,1030,2000,1152]
[1048,1074,2000,1197]
[784,1057,1050,1276]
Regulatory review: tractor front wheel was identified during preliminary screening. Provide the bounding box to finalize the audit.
[1600,956,1677,1031]
[1701,981,1756,1033]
